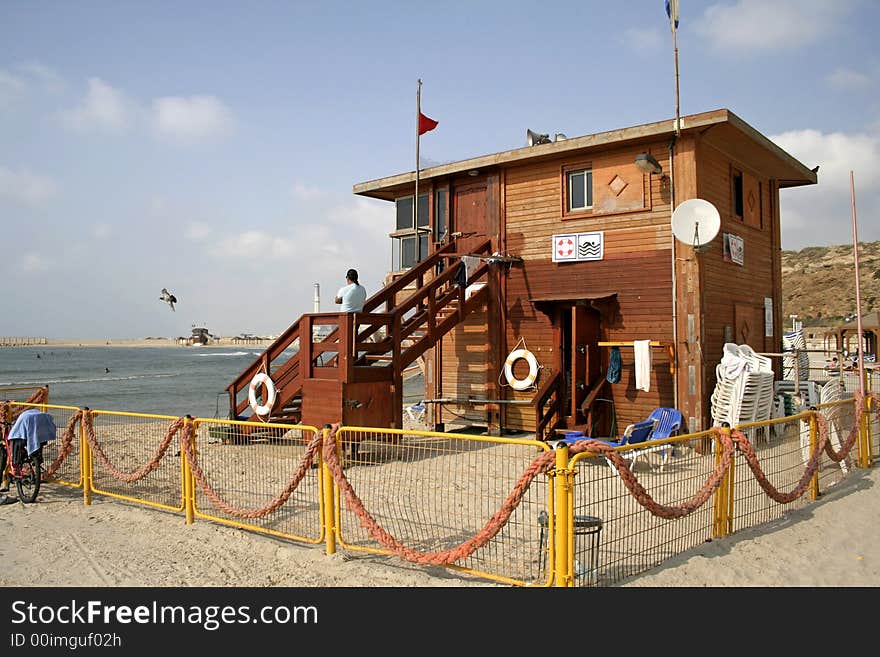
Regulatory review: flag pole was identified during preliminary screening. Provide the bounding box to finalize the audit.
[668,0,680,412]
[672,2,681,137]
[415,79,421,264]
[850,170,865,396]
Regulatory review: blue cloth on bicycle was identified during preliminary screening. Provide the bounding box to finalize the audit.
[606,346,622,384]
[8,409,56,456]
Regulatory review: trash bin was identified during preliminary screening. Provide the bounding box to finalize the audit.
[537,510,603,586]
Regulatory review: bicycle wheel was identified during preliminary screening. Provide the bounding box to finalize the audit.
[15,456,40,503]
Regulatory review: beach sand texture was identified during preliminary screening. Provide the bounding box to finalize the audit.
[1,406,878,587]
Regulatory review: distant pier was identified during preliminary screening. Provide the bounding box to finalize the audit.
[0,337,48,347]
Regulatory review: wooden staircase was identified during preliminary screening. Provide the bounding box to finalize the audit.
[225,239,493,430]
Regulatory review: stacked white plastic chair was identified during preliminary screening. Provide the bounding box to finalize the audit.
[800,378,849,474]
[710,343,775,443]
[782,329,810,381]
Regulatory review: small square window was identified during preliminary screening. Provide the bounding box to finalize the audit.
[732,169,744,220]
[567,169,593,212]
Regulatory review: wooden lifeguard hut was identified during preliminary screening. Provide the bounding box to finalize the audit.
[226,108,817,440]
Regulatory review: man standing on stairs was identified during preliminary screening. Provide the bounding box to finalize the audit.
[335,268,367,313]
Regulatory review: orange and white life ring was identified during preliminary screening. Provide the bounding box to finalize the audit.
[504,348,539,391]
[248,372,276,416]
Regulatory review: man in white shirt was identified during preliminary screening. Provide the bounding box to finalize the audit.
[335,268,367,312]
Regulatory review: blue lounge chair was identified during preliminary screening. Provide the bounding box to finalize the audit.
[549,419,656,474]
[630,407,683,471]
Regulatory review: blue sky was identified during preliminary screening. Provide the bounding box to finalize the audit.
[1,0,878,339]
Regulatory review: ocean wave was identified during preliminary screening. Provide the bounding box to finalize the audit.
[194,352,250,357]
[0,373,180,386]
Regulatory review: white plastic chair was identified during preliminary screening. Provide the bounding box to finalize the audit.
[405,403,426,424]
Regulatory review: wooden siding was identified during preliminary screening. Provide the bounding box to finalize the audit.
[698,137,779,420]
[439,306,490,427]
[500,143,678,433]
[431,129,790,437]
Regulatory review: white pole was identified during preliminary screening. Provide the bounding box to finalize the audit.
[672,0,681,137]
[669,0,680,411]
[313,283,320,313]
[415,79,421,264]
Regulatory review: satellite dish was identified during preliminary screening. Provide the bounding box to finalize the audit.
[671,198,721,250]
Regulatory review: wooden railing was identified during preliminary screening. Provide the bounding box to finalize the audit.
[534,369,564,441]
[226,239,493,419]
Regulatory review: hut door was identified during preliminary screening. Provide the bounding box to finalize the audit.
[561,304,601,424]
[735,302,766,351]
[452,181,488,254]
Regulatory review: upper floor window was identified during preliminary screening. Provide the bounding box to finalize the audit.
[566,168,593,212]
[732,168,744,220]
[395,193,428,230]
[392,193,430,271]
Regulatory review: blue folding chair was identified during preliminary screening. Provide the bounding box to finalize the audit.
[632,407,683,471]
[549,419,656,474]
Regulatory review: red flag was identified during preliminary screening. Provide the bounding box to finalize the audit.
[418,111,438,135]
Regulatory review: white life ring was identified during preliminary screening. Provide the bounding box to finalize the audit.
[248,372,276,416]
[504,348,539,391]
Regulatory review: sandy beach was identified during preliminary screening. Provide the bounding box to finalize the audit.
[0,446,877,588]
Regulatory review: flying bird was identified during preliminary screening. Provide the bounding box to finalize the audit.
[159,288,177,312]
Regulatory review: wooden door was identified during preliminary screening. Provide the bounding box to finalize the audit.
[453,181,488,254]
[735,302,766,352]
[560,303,601,424]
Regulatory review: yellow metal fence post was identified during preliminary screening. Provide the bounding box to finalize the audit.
[553,445,572,587]
[81,408,92,505]
[712,425,731,538]
[809,410,820,500]
[184,416,194,525]
[321,425,337,555]
[866,391,875,467]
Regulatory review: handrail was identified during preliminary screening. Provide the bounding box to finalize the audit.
[226,239,492,420]
[534,369,564,440]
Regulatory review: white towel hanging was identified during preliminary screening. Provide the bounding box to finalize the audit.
[634,339,652,392]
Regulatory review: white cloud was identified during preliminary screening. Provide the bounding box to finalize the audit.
[621,27,663,51]
[61,77,133,133]
[292,181,325,200]
[0,166,58,206]
[92,223,111,239]
[185,221,211,241]
[772,128,880,249]
[0,69,25,108]
[152,95,234,141]
[21,62,65,94]
[211,230,294,260]
[826,68,873,90]
[695,0,852,53]
[327,196,391,232]
[772,129,879,189]
[21,253,49,273]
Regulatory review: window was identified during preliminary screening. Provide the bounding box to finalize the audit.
[732,168,744,220]
[392,234,430,271]
[392,193,430,270]
[434,188,447,241]
[566,168,593,212]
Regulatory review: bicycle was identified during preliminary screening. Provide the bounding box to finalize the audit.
[0,418,43,503]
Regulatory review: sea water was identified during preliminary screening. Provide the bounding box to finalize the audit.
[0,345,425,419]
